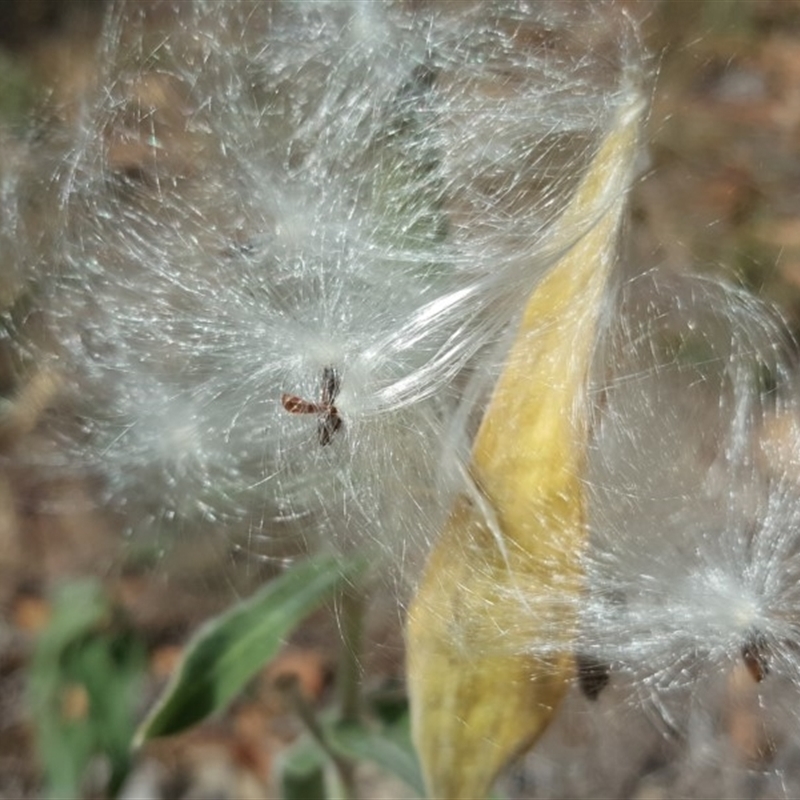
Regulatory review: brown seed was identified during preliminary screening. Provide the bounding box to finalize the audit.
[575,653,610,700]
[281,367,343,446]
[281,394,324,415]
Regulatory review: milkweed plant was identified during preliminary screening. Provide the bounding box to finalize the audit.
[2,1,800,798]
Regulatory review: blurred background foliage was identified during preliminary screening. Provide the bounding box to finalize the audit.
[2,1,800,798]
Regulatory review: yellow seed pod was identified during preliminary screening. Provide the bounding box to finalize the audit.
[407,98,643,800]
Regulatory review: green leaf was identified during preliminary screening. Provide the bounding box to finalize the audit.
[327,718,426,797]
[280,737,329,800]
[134,553,364,745]
[29,580,145,800]
[32,581,109,661]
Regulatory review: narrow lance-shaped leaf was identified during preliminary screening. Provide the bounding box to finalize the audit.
[134,553,364,746]
[406,98,644,800]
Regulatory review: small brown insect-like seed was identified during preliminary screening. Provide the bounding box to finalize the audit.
[741,633,770,683]
[575,653,611,701]
[281,367,343,446]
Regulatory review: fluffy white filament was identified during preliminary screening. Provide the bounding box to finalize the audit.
[1,0,637,562]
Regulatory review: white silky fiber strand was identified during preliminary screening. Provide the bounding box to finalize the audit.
[0,1,638,565]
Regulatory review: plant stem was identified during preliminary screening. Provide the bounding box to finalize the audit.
[279,583,367,799]
[328,582,367,799]
[278,675,356,799]
[337,584,366,725]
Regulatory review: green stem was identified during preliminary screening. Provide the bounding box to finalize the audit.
[337,584,366,725]
[277,675,356,799]
[279,583,367,799]
[329,583,368,799]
